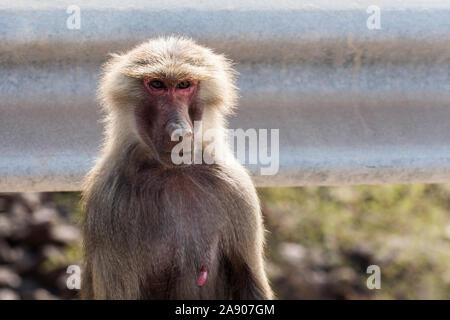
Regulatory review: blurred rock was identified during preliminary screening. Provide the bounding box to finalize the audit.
[32,288,59,300]
[0,240,14,264]
[19,193,44,211]
[270,240,375,300]
[279,243,306,264]
[0,288,20,300]
[0,193,81,300]
[0,215,13,238]
[10,201,30,219]
[0,267,21,288]
[33,206,60,224]
[50,224,80,244]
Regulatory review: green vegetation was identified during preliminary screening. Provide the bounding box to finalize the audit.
[260,185,450,299]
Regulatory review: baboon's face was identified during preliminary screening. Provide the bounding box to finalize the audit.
[100,38,237,163]
[135,76,203,161]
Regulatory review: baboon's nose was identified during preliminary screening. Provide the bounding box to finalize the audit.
[166,121,193,142]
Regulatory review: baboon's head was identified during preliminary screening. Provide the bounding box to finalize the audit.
[99,36,237,164]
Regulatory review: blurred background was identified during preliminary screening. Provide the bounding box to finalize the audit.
[1,184,449,300]
[2,1,450,301]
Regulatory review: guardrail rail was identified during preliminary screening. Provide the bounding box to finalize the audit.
[1,1,450,191]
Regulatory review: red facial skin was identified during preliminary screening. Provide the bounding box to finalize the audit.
[135,78,203,163]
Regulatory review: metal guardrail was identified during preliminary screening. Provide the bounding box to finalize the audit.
[1,1,450,192]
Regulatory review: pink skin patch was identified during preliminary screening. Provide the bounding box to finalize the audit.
[197,266,208,287]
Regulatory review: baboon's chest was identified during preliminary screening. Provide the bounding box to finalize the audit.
[137,180,232,297]
[138,171,234,269]
[147,182,230,251]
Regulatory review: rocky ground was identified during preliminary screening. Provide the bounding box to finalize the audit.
[0,193,80,300]
[1,185,450,300]
[0,191,372,300]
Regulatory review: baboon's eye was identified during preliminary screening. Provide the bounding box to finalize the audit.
[177,81,191,89]
[149,80,166,89]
